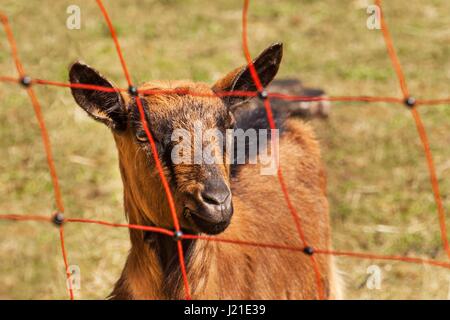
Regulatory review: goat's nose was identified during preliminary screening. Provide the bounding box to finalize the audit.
[187,181,233,235]
[191,179,232,220]
[201,188,229,205]
[201,178,231,205]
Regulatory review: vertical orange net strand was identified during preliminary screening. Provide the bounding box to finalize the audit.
[410,109,450,259]
[59,226,73,297]
[95,0,191,299]
[0,14,24,77]
[376,0,450,259]
[94,0,132,86]
[0,13,74,300]
[0,14,64,214]
[242,0,324,300]
[376,0,409,98]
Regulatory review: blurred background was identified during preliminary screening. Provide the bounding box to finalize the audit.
[0,0,449,299]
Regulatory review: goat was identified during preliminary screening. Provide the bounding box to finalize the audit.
[69,43,342,299]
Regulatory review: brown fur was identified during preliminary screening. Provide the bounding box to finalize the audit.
[107,82,338,299]
[68,43,341,300]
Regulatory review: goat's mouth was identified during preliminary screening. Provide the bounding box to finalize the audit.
[183,207,232,235]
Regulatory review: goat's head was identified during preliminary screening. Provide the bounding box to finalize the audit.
[69,43,282,235]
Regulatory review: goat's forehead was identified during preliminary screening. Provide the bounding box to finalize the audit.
[129,81,227,130]
[139,81,215,98]
[136,81,225,114]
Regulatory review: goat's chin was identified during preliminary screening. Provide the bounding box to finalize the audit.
[191,215,231,235]
[182,207,232,235]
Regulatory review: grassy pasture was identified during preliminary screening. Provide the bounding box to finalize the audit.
[0,0,449,299]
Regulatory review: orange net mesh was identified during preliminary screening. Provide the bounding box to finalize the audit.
[0,0,448,300]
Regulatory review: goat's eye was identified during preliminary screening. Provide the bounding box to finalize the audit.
[136,131,149,142]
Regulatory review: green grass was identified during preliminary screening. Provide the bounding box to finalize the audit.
[0,0,449,299]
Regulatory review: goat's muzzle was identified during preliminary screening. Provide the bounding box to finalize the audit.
[183,181,233,235]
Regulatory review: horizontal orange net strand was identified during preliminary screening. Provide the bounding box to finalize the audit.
[2,75,450,106]
[1,76,449,106]
[0,0,448,300]
[1,214,450,270]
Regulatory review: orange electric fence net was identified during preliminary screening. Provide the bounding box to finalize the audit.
[1,0,450,300]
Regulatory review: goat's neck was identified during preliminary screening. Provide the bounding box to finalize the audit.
[122,182,216,299]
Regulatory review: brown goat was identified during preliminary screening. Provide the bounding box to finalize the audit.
[69,43,341,299]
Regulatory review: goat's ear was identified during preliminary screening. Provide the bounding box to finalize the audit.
[69,61,127,131]
[212,42,283,109]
